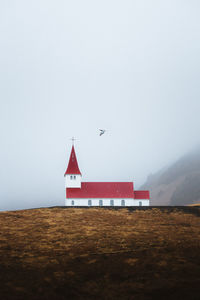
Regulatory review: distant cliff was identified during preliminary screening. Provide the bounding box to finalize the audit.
[141,147,200,205]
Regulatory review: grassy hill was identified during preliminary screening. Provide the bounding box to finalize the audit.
[0,207,200,300]
[141,147,200,205]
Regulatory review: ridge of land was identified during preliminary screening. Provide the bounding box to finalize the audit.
[0,207,200,300]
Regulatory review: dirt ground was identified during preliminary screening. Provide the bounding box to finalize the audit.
[0,207,200,300]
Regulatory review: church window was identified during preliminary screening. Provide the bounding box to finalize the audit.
[99,200,103,206]
[121,199,125,206]
[74,175,76,179]
[71,200,74,206]
[70,175,73,180]
[88,199,92,206]
[139,201,142,206]
[110,199,114,206]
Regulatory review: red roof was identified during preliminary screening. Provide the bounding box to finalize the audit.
[134,190,150,199]
[64,146,81,176]
[66,182,134,198]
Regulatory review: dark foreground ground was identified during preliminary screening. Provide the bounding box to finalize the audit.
[0,207,200,300]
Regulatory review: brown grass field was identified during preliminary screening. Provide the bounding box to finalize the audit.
[0,207,200,300]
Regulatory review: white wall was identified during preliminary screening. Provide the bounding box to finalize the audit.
[134,199,149,206]
[65,174,81,188]
[65,198,149,206]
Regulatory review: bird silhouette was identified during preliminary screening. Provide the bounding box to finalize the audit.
[99,129,106,136]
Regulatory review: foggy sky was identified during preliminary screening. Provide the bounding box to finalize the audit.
[0,0,200,210]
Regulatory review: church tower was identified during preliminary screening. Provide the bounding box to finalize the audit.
[64,145,82,188]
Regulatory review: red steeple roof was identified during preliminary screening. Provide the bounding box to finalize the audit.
[64,146,81,176]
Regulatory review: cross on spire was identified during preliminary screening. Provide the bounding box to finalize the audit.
[70,137,76,145]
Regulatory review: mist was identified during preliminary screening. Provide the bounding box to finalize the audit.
[0,0,200,210]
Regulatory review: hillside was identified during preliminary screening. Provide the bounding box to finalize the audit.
[0,207,200,300]
[141,147,200,205]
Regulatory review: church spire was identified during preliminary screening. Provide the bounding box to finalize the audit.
[64,145,81,176]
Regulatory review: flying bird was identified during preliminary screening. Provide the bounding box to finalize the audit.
[99,129,106,136]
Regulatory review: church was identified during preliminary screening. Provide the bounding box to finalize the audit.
[64,145,150,207]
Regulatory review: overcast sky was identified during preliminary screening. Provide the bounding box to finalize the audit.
[0,0,200,210]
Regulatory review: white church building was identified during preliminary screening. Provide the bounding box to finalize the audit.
[64,145,150,207]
